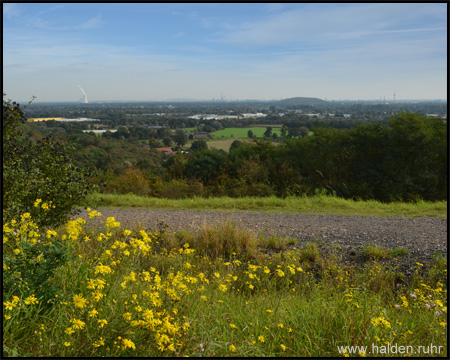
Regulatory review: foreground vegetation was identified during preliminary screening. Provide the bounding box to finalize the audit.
[86,192,447,218]
[3,206,447,357]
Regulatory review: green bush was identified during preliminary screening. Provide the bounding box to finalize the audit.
[3,212,70,306]
[159,179,206,199]
[3,95,96,228]
[105,167,153,196]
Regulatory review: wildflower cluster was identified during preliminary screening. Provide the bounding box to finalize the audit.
[3,208,447,357]
[3,208,68,303]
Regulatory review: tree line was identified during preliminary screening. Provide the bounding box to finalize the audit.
[92,112,446,202]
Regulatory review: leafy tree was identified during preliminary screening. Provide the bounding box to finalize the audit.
[299,126,309,137]
[190,139,208,152]
[3,95,96,227]
[149,137,161,148]
[264,127,273,138]
[184,148,227,185]
[247,129,254,138]
[174,129,188,146]
[229,140,242,152]
[114,126,129,139]
[163,137,173,147]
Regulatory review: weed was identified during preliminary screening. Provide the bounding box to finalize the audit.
[364,244,390,260]
[301,242,320,262]
[389,247,409,257]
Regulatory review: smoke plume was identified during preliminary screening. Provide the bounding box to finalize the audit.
[78,85,88,103]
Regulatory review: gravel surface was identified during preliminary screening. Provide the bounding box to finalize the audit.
[75,208,447,275]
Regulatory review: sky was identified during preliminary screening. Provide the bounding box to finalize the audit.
[3,3,447,102]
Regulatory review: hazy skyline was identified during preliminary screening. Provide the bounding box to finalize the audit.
[3,3,447,102]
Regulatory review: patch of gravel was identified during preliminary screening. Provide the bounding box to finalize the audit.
[75,208,447,275]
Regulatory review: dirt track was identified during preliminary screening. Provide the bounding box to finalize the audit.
[75,208,447,274]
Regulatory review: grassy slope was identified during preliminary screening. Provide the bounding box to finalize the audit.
[84,193,447,218]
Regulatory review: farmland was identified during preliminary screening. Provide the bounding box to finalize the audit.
[212,127,282,138]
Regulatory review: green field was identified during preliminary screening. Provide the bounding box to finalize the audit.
[212,127,282,139]
[206,139,253,151]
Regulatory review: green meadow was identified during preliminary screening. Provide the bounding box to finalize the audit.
[212,127,282,138]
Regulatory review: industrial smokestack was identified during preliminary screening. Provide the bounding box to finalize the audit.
[78,85,88,103]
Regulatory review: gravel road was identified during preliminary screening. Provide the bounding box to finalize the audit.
[76,208,447,274]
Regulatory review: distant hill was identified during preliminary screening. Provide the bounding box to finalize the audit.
[276,97,328,106]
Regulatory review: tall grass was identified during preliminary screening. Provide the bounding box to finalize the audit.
[3,208,447,357]
[84,192,447,218]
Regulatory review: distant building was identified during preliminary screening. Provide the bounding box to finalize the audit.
[188,114,239,120]
[28,117,99,122]
[242,113,267,118]
[156,147,174,155]
[193,133,210,139]
[27,117,63,122]
[142,124,165,129]
[304,113,321,118]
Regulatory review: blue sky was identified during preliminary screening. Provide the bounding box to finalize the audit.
[3,3,447,102]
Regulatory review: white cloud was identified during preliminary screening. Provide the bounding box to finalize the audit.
[217,3,445,47]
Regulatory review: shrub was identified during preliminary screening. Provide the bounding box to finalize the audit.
[105,168,152,196]
[3,212,70,306]
[159,179,206,199]
[3,95,96,228]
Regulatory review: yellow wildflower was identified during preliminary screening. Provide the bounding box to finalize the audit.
[65,327,75,335]
[70,318,86,330]
[24,295,39,305]
[98,319,108,328]
[4,301,16,311]
[258,335,265,343]
[89,309,99,318]
[276,269,285,277]
[92,290,104,302]
[122,338,136,350]
[88,210,102,218]
[93,337,105,347]
[229,344,236,352]
[281,344,287,351]
[94,263,113,275]
[64,342,71,347]
[96,278,106,289]
[73,294,88,309]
